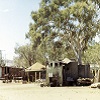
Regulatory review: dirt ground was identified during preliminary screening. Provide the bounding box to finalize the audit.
[0,81,100,100]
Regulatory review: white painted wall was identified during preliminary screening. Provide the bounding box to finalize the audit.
[0,67,2,77]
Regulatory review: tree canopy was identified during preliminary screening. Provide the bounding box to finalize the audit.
[14,0,100,67]
[26,0,100,64]
[83,42,100,65]
[14,44,36,67]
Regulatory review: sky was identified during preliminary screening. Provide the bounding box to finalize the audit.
[0,0,41,60]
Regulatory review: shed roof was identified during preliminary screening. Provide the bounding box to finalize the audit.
[62,58,72,64]
[26,62,46,72]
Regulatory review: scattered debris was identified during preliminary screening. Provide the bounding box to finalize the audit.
[90,83,100,88]
[77,78,93,86]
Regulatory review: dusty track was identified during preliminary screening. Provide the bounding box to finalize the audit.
[0,81,100,100]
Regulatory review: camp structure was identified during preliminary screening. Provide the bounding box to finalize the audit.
[0,66,24,78]
[25,62,46,82]
[90,64,100,83]
[46,58,93,87]
[46,58,78,86]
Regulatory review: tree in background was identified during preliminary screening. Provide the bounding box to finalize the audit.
[83,42,100,65]
[14,0,100,66]
[27,0,100,64]
[14,44,36,67]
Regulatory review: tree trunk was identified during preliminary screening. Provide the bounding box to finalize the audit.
[68,41,82,65]
[29,59,32,66]
[78,50,82,65]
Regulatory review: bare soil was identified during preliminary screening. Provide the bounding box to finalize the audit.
[0,81,100,100]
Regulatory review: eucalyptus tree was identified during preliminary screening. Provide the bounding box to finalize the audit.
[58,0,100,64]
[83,43,100,65]
[27,0,100,64]
[26,23,47,64]
[14,44,35,67]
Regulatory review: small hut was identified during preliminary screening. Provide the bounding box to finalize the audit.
[25,62,46,82]
[46,58,78,86]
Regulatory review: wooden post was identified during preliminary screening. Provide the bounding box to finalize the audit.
[27,72,29,82]
[94,69,97,83]
[39,72,41,79]
[98,70,100,82]
[35,72,37,82]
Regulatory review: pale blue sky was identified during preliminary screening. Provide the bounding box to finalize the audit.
[0,0,41,60]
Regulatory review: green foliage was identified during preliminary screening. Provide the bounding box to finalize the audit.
[83,43,100,65]
[14,44,36,67]
[33,0,99,64]
[15,0,100,66]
